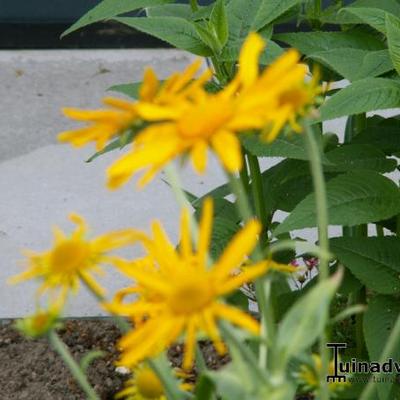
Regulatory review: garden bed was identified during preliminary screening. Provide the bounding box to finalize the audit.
[0,319,229,399]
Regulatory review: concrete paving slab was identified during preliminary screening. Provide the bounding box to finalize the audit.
[0,49,399,318]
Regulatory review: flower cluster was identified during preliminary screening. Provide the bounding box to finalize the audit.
[59,33,320,189]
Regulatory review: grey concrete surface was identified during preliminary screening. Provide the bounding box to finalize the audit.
[0,50,398,318]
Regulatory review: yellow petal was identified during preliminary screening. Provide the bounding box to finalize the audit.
[238,32,265,88]
[191,140,208,174]
[214,303,260,335]
[213,219,261,279]
[211,130,243,172]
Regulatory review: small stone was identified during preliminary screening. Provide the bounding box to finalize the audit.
[115,366,130,375]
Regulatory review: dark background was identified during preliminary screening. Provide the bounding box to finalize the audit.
[0,0,344,49]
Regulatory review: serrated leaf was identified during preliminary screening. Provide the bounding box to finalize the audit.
[114,16,212,56]
[331,237,400,294]
[386,14,400,77]
[252,0,305,31]
[351,125,400,155]
[108,82,141,99]
[210,0,229,48]
[324,144,397,173]
[274,170,400,235]
[364,295,400,400]
[308,49,393,81]
[319,78,400,122]
[241,134,308,160]
[276,271,341,363]
[146,3,192,18]
[339,7,388,33]
[274,31,385,55]
[210,217,240,260]
[61,0,171,37]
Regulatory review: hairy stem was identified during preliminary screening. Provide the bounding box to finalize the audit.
[49,331,100,400]
[304,123,330,400]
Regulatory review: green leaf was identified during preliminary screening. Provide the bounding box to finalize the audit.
[114,16,212,56]
[274,31,385,55]
[86,130,135,162]
[222,0,287,63]
[108,82,141,98]
[276,271,341,363]
[210,0,229,48]
[61,0,171,37]
[339,7,388,33]
[331,237,400,294]
[319,78,400,122]
[351,125,400,155]
[274,170,400,235]
[364,295,400,400]
[251,0,305,31]
[210,217,240,260]
[324,144,397,173]
[386,14,400,76]
[146,3,192,18]
[241,134,308,160]
[308,49,393,81]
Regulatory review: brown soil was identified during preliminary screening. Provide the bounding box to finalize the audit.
[0,319,229,400]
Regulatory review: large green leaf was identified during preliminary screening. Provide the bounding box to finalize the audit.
[274,170,400,235]
[61,0,171,37]
[319,78,400,121]
[276,272,341,364]
[331,237,400,294]
[221,0,289,62]
[351,124,400,155]
[364,295,400,400]
[386,14,400,76]
[114,16,212,55]
[251,0,305,31]
[274,31,385,55]
[146,3,192,18]
[339,7,387,33]
[241,134,308,160]
[324,144,397,173]
[308,49,393,81]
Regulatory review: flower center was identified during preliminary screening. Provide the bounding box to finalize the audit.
[178,100,233,139]
[278,88,308,110]
[50,240,91,274]
[168,275,213,315]
[136,368,164,399]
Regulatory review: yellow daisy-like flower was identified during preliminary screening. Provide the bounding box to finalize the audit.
[115,364,193,400]
[58,60,211,151]
[108,199,268,370]
[116,364,166,400]
[15,304,62,339]
[9,213,138,305]
[107,33,320,189]
[296,354,350,396]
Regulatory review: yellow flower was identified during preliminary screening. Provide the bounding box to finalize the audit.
[107,33,320,189]
[15,304,62,339]
[58,61,211,151]
[116,364,166,400]
[296,354,350,396]
[9,213,138,305]
[108,199,268,370]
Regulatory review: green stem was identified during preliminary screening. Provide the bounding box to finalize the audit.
[304,122,330,400]
[227,172,275,369]
[354,286,367,358]
[360,313,400,400]
[48,331,100,400]
[376,224,384,237]
[164,164,199,239]
[247,153,269,246]
[79,273,131,333]
[239,149,251,196]
[189,0,199,12]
